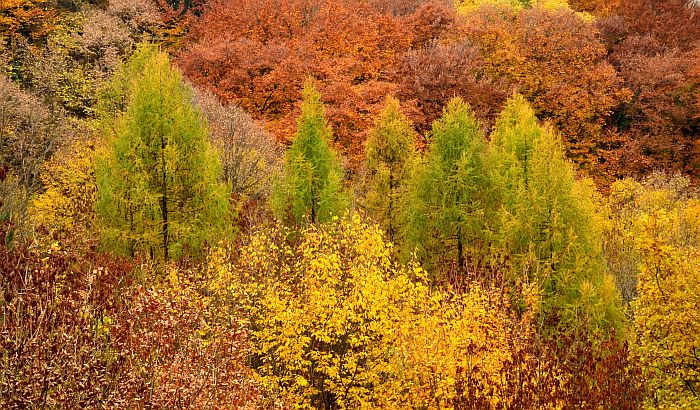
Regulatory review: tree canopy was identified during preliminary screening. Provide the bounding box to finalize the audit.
[95,45,230,260]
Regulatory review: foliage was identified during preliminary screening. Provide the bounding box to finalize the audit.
[0,223,261,408]
[397,41,509,136]
[0,0,57,47]
[214,213,644,409]
[0,171,26,245]
[26,19,100,117]
[28,138,97,247]
[0,72,78,236]
[606,173,700,406]
[362,96,417,243]
[462,5,630,174]
[4,0,700,407]
[596,1,700,183]
[633,213,700,408]
[0,73,64,195]
[402,97,489,273]
[567,0,617,15]
[178,0,416,166]
[271,82,347,225]
[487,94,623,333]
[217,214,513,408]
[455,0,572,13]
[193,87,284,230]
[193,88,282,200]
[605,174,700,304]
[95,44,231,260]
[452,329,645,409]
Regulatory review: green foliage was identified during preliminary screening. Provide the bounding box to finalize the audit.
[95,44,231,260]
[271,82,347,225]
[363,96,417,243]
[487,94,622,333]
[402,97,489,272]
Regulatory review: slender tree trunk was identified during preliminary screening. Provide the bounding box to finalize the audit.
[388,171,395,243]
[162,155,168,261]
[457,230,464,272]
[311,182,317,224]
[311,196,316,224]
[159,81,169,261]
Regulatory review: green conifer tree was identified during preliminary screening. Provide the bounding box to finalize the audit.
[402,97,489,272]
[95,45,230,260]
[271,82,346,225]
[363,96,417,243]
[487,94,622,332]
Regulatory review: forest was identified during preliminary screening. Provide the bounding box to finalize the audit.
[0,0,699,408]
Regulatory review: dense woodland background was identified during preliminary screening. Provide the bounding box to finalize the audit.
[0,0,699,408]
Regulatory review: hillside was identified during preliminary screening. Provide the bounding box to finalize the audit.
[1,0,699,408]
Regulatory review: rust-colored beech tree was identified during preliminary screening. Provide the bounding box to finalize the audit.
[596,0,700,182]
[178,0,417,165]
[461,5,630,172]
[397,41,509,136]
[178,0,465,168]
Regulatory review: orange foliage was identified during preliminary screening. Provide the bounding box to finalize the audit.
[596,0,700,182]
[179,0,462,166]
[0,0,57,46]
[462,6,630,170]
[567,0,619,16]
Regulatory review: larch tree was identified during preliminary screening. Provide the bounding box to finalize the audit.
[95,44,230,261]
[271,82,346,225]
[487,94,623,333]
[402,97,489,272]
[363,96,417,243]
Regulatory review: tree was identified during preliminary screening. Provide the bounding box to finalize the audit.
[363,96,417,243]
[271,82,346,225]
[455,0,571,13]
[0,73,64,196]
[0,0,57,48]
[634,237,700,407]
[222,213,518,409]
[193,89,282,201]
[177,0,412,166]
[402,97,489,272]
[29,139,96,247]
[604,173,700,304]
[595,1,700,183]
[568,0,618,15]
[606,174,700,406]
[397,42,508,136]
[487,94,623,333]
[95,44,230,260]
[462,6,630,175]
[610,0,700,51]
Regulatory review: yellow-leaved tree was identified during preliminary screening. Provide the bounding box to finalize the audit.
[455,0,571,14]
[28,138,96,246]
[607,174,700,407]
[210,214,521,409]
